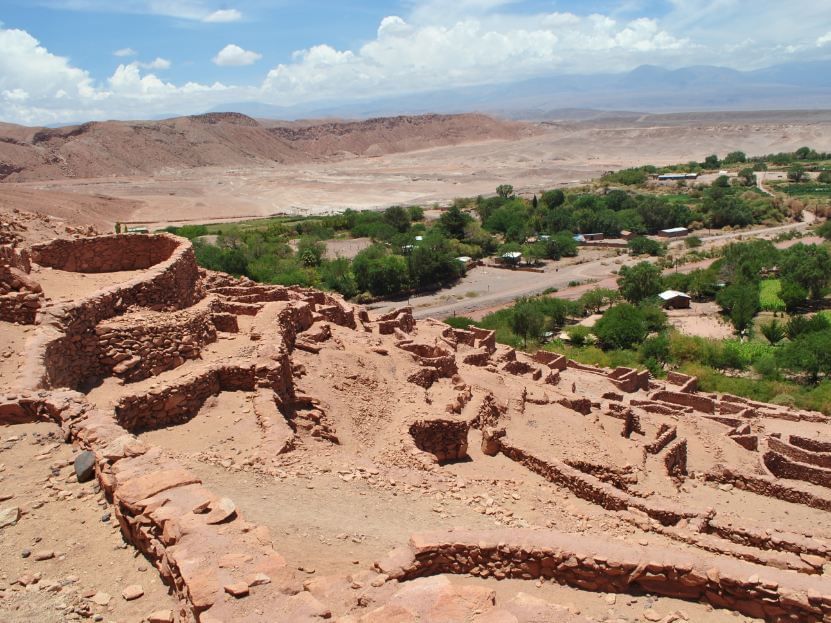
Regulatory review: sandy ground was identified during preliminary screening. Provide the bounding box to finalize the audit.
[0,422,178,623]
[666,302,734,340]
[9,113,831,229]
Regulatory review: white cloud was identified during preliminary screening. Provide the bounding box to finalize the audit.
[3,88,30,102]
[262,12,690,102]
[140,57,172,70]
[213,44,262,66]
[34,1,242,23]
[0,24,241,125]
[3,1,831,125]
[203,9,242,23]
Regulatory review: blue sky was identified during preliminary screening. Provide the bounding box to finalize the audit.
[1,0,830,125]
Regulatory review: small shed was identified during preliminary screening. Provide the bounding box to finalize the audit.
[455,256,474,269]
[500,251,522,266]
[583,233,605,242]
[620,230,636,240]
[659,290,691,309]
[659,227,689,238]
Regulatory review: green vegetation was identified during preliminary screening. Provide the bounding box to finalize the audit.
[165,204,474,300]
[447,234,831,413]
[759,279,785,312]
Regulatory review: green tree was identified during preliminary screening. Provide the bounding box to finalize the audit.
[509,298,544,347]
[543,232,578,260]
[577,288,619,314]
[496,184,514,199]
[383,205,412,233]
[785,314,830,340]
[702,154,720,169]
[320,257,357,298]
[723,151,747,164]
[640,334,670,365]
[778,279,807,311]
[407,232,464,289]
[408,205,425,221]
[779,243,831,299]
[716,283,760,334]
[617,262,663,304]
[296,236,326,267]
[787,163,806,182]
[818,171,831,184]
[627,236,664,256]
[816,219,831,240]
[738,168,756,186]
[541,189,565,209]
[594,304,648,350]
[437,205,473,240]
[760,319,785,345]
[779,329,831,384]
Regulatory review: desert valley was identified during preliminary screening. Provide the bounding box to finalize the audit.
[6,3,831,620]
[2,104,831,623]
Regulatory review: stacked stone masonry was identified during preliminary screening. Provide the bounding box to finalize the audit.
[377,529,831,622]
[96,305,217,382]
[0,243,42,323]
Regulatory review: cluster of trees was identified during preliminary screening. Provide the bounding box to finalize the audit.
[169,204,479,300]
[600,147,830,190]
[479,178,781,242]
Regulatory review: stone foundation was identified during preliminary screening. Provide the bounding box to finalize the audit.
[376,528,831,622]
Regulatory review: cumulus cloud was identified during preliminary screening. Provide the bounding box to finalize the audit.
[140,57,172,70]
[213,44,262,66]
[0,24,240,125]
[262,12,690,102]
[203,9,242,23]
[4,1,831,125]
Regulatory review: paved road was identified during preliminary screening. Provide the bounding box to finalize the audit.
[370,217,815,321]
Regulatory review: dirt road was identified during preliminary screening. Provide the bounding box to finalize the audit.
[371,219,817,321]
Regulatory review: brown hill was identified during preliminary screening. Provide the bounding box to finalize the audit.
[0,112,527,182]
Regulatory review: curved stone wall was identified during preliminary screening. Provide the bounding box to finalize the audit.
[22,234,202,390]
[30,233,180,273]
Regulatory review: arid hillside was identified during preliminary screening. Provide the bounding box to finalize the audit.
[0,112,527,182]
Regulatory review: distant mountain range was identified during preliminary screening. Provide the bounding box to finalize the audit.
[209,61,831,121]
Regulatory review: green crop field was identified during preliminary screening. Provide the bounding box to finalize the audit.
[759,279,785,312]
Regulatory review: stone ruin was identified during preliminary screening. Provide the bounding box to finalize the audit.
[1,226,831,623]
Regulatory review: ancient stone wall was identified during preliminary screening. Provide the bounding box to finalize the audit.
[790,435,831,454]
[651,390,715,414]
[663,439,687,477]
[496,435,699,526]
[646,424,677,454]
[408,419,470,463]
[769,436,831,469]
[0,244,42,323]
[96,305,217,382]
[377,529,831,622]
[706,466,831,512]
[764,451,831,489]
[0,391,327,623]
[23,234,201,390]
[30,233,179,273]
[532,351,567,370]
